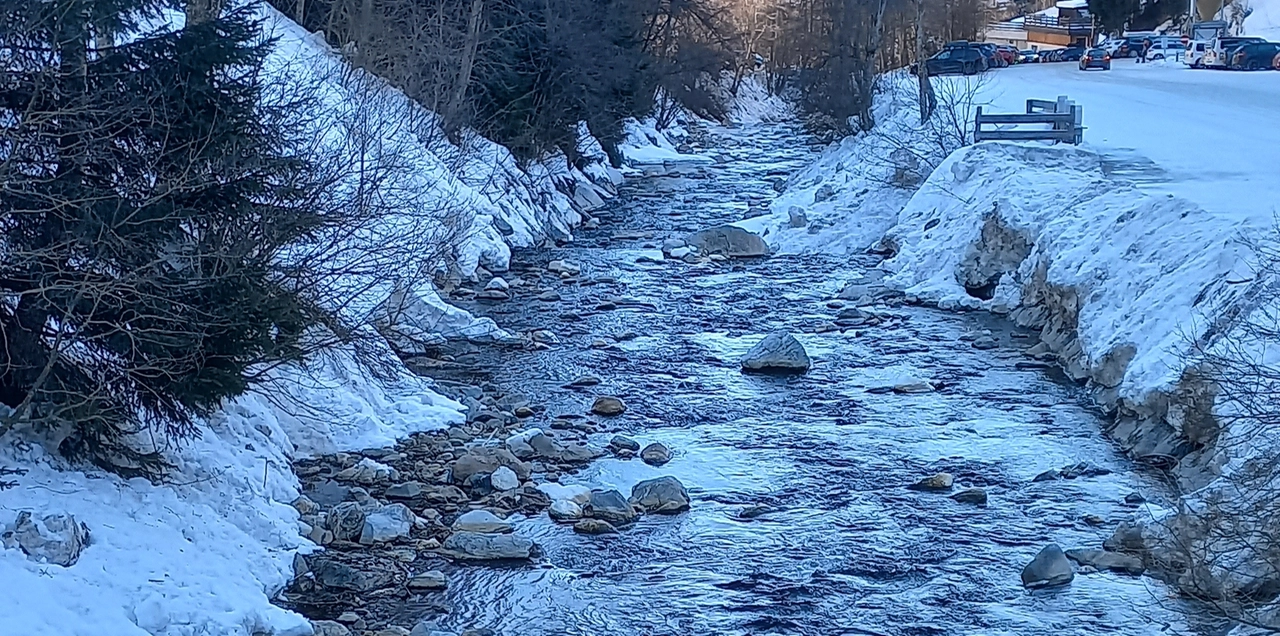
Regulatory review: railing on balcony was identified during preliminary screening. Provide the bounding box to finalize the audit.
[1022,14,1094,35]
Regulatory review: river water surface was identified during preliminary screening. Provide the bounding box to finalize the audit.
[414,123,1204,636]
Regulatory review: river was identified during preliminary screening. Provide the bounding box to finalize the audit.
[411,122,1206,636]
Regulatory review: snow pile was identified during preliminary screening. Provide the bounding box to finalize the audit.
[736,75,951,254]
[1244,0,1280,38]
[0,338,463,636]
[725,74,795,124]
[879,141,1259,397]
[618,117,712,166]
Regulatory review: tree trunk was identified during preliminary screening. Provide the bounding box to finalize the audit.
[856,0,890,131]
[444,0,484,133]
[915,0,936,122]
[184,0,226,26]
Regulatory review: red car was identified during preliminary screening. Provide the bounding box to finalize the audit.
[994,44,1019,65]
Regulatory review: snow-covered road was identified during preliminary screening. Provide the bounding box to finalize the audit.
[983,60,1280,226]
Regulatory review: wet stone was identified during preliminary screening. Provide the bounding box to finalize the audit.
[408,570,449,590]
[385,482,424,500]
[740,332,811,374]
[630,476,691,514]
[950,488,988,505]
[439,531,534,561]
[907,473,954,492]
[573,519,618,535]
[639,442,672,466]
[591,396,627,416]
[1065,548,1145,575]
[584,489,638,525]
[1022,544,1075,588]
[452,510,513,534]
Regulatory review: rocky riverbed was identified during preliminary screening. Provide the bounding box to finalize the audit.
[276,123,1217,636]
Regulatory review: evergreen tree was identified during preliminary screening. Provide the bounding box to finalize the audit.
[0,1,334,474]
[1088,0,1141,33]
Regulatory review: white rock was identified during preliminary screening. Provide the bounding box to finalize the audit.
[669,246,695,259]
[485,277,510,292]
[491,466,520,491]
[547,260,581,276]
[548,499,584,521]
[336,457,397,485]
[359,504,414,544]
[452,510,513,534]
[537,483,592,505]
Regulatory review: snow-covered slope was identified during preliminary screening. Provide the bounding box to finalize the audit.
[1244,0,1280,38]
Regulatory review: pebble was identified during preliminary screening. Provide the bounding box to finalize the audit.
[639,442,672,466]
[907,472,954,492]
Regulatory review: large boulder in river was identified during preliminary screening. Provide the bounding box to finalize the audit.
[439,531,534,561]
[584,489,638,525]
[630,476,691,514]
[740,332,810,373]
[685,225,769,258]
[359,503,414,544]
[1064,548,1145,575]
[1021,544,1074,588]
[451,447,531,485]
[452,510,512,534]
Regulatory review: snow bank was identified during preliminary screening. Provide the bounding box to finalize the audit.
[1244,0,1280,38]
[618,117,712,166]
[725,74,795,124]
[0,340,463,636]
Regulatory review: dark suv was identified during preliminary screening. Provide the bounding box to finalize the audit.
[916,47,986,75]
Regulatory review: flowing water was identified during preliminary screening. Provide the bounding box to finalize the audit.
[411,123,1206,636]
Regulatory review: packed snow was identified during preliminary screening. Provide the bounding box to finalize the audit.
[618,117,713,166]
[1244,0,1280,38]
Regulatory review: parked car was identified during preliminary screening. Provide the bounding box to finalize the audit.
[1079,47,1112,70]
[1146,40,1185,60]
[995,44,1020,65]
[1196,35,1266,67]
[976,43,1008,68]
[1040,48,1064,62]
[915,47,987,75]
[1119,33,1157,57]
[1229,41,1280,69]
[1018,49,1041,63]
[1058,45,1087,61]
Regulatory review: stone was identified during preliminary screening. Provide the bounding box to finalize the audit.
[375,628,412,636]
[740,331,810,373]
[385,482,424,500]
[292,495,320,516]
[907,473,954,492]
[475,290,509,301]
[574,519,618,535]
[537,291,561,302]
[787,206,807,228]
[950,488,988,505]
[451,447,531,484]
[547,260,581,276]
[311,620,353,636]
[630,476,691,514]
[814,184,835,203]
[514,406,535,418]
[565,375,601,387]
[1021,544,1075,588]
[1032,469,1061,482]
[484,277,510,292]
[335,457,396,485]
[609,435,641,453]
[684,225,770,258]
[591,396,627,416]
[639,442,672,467]
[439,531,534,560]
[1124,492,1146,505]
[2,511,90,567]
[410,623,457,636]
[669,246,696,259]
[337,612,360,624]
[311,556,393,591]
[971,336,999,350]
[531,329,560,344]
[359,504,415,544]
[661,238,687,254]
[408,569,449,590]
[584,489,638,525]
[1064,548,1145,575]
[1104,522,1148,553]
[491,466,520,491]
[892,381,935,394]
[327,502,367,542]
[549,499,584,521]
[452,510,513,534]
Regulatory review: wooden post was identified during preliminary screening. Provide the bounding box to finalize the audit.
[1072,104,1084,144]
[975,106,984,142]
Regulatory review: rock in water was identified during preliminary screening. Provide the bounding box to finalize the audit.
[491,466,520,491]
[549,499,584,521]
[609,435,641,453]
[740,332,811,373]
[1064,548,1145,575]
[685,225,770,258]
[439,531,534,561]
[451,447,531,485]
[1021,544,1075,588]
[640,442,672,466]
[630,476,691,514]
[360,504,415,544]
[407,570,449,590]
[2,511,90,566]
[452,510,513,534]
[591,396,627,416]
[907,473,954,492]
[584,489,638,525]
[573,519,618,535]
[950,488,988,505]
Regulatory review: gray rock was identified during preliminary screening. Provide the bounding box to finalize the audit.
[685,225,770,258]
[971,336,999,350]
[573,519,618,535]
[640,442,672,466]
[311,620,353,636]
[907,473,954,492]
[1064,548,1145,575]
[630,476,691,514]
[292,495,320,516]
[385,482,424,499]
[788,206,808,228]
[591,396,626,416]
[549,499,584,521]
[609,435,641,452]
[661,238,687,254]
[408,569,449,590]
[950,488,988,505]
[1021,544,1075,588]
[327,502,366,542]
[335,457,396,485]
[491,466,520,491]
[452,510,512,534]
[451,447,531,485]
[740,332,811,373]
[311,556,393,591]
[439,531,534,560]
[2,511,90,567]
[547,260,581,276]
[410,623,457,636]
[359,503,414,544]
[584,489,638,525]
[814,184,835,203]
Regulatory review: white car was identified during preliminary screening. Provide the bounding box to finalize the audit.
[1145,40,1185,61]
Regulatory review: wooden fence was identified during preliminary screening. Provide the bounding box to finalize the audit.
[974,95,1083,145]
